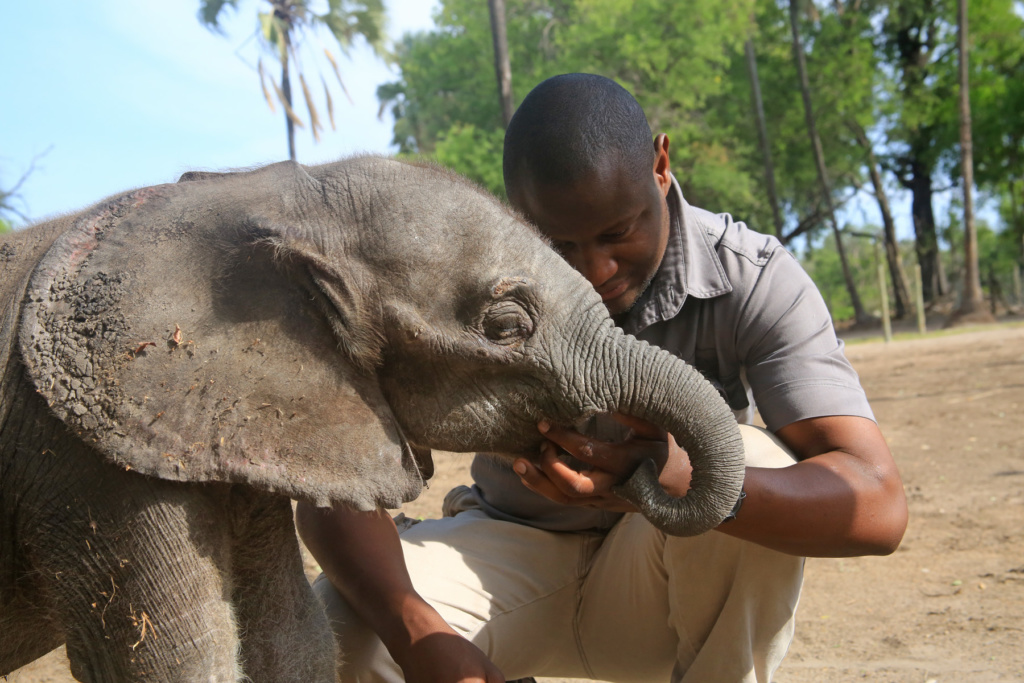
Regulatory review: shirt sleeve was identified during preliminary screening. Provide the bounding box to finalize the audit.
[732,246,875,432]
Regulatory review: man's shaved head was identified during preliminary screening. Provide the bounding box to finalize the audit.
[503,73,654,198]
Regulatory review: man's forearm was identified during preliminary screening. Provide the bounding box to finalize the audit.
[717,416,908,557]
[294,503,450,655]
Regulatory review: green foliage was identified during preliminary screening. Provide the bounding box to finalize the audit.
[965,0,1024,261]
[978,223,1019,283]
[433,124,506,197]
[800,231,884,322]
[944,207,1021,304]
[0,217,12,234]
[378,0,887,238]
[379,0,1024,319]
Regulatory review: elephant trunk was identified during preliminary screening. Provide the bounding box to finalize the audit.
[588,326,746,536]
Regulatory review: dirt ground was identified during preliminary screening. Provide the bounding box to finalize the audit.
[7,319,1024,682]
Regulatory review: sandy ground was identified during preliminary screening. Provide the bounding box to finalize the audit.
[7,320,1024,682]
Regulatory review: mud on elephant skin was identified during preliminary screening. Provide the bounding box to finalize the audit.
[0,156,744,681]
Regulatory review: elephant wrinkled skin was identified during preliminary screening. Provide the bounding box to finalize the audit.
[0,157,744,682]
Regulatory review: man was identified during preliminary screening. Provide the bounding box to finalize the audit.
[297,73,908,683]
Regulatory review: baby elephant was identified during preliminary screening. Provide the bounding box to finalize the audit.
[0,157,744,682]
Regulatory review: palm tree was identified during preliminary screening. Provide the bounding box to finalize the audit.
[199,0,388,161]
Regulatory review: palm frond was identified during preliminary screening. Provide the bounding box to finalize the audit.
[323,49,354,104]
[259,11,288,61]
[299,73,323,142]
[197,0,240,32]
[257,59,277,114]
[269,74,306,129]
[322,75,337,130]
[203,0,388,155]
[317,0,387,58]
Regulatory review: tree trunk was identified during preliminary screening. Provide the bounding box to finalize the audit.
[487,0,515,128]
[905,160,946,303]
[850,121,912,318]
[788,0,869,324]
[745,37,784,239]
[282,31,296,162]
[1011,174,1023,263]
[950,0,992,324]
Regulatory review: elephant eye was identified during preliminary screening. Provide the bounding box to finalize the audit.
[482,301,534,344]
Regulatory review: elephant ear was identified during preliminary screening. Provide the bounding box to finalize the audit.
[18,181,430,510]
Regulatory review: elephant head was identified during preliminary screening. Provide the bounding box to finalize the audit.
[19,156,743,536]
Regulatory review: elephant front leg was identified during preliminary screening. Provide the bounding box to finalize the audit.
[229,492,336,683]
[30,476,243,683]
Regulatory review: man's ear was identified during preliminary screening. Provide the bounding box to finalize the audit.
[653,133,672,196]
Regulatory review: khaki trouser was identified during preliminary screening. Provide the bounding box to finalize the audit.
[313,425,804,682]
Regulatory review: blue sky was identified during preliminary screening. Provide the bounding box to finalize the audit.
[2,0,439,223]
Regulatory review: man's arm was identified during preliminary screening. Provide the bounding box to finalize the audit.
[294,503,505,683]
[515,413,907,558]
[716,414,906,556]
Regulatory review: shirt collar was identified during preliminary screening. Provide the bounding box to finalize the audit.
[619,175,733,335]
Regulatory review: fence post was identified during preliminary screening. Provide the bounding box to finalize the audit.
[1014,263,1023,308]
[878,252,892,342]
[914,264,927,334]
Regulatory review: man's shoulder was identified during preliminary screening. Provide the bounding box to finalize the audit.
[683,203,788,270]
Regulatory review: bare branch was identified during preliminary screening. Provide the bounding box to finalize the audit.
[781,191,858,243]
[1,147,51,223]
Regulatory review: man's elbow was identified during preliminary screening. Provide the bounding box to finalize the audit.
[858,483,909,556]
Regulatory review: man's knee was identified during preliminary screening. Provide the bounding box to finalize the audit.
[739,425,797,470]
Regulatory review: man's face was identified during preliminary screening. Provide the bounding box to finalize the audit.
[510,140,673,316]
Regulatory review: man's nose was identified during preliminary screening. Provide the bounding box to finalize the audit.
[572,244,617,289]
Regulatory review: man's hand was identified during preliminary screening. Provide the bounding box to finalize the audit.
[512,415,693,511]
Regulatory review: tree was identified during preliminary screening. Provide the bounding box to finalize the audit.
[872,0,961,305]
[800,230,879,322]
[788,0,869,324]
[744,33,783,238]
[487,0,515,127]
[376,0,1024,323]
[375,0,565,193]
[962,0,1024,266]
[948,0,993,323]
[199,0,387,161]
[725,1,875,243]
[849,120,913,318]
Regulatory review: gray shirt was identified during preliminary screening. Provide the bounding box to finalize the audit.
[470,177,874,532]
